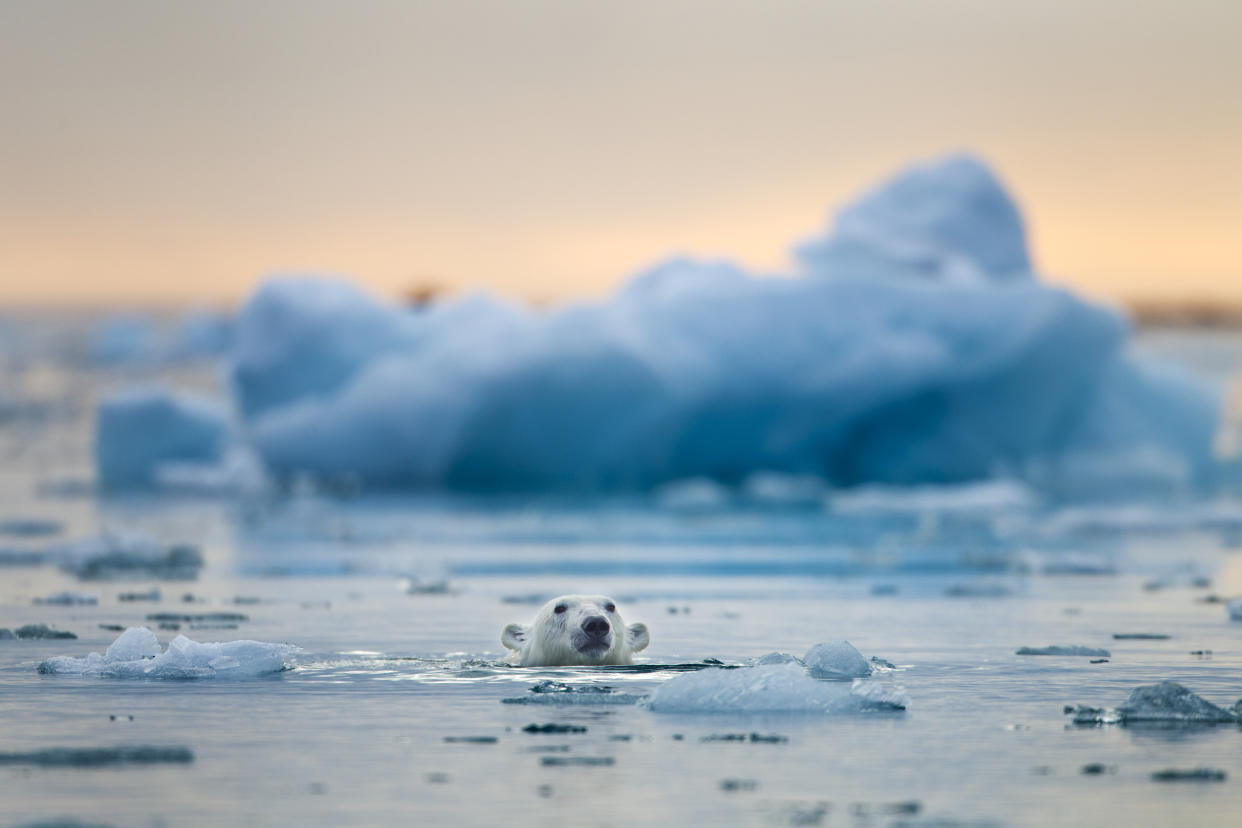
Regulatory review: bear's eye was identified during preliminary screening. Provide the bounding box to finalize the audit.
[604,603,616,613]
[554,604,567,614]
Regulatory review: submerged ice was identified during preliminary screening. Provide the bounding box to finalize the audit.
[37,627,298,679]
[218,153,1221,494]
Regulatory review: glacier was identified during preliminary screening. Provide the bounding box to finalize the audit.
[166,153,1220,494]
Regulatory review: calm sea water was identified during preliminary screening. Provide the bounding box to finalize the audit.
[2,328,1242,827]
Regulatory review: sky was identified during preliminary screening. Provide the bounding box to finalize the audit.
[1,0,1239,308]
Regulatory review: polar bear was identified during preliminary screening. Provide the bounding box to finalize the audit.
[501,594,649,666]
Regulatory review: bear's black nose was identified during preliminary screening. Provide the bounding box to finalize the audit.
[582,616,610,637]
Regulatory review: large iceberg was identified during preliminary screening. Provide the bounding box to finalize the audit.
[37,627,298,679]
[227,154,1222,494]
[95,388,230,489]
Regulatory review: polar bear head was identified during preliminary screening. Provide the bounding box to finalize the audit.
[501,594,650,667]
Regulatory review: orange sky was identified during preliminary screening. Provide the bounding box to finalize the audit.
[1,1,1239,308]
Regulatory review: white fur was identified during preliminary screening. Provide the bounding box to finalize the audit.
[501,594,650,667]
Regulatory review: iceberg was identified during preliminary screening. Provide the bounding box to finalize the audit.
[643,663,906,714]
[94,388,230,489]
[227,154,1222,495]
[37,626,298,679]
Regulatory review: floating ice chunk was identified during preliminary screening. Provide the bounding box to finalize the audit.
[752,652,801,666]
[33,591,98,606]
[94,387,229,489]
[0,518,63,537]
[105,626,162,661]
[55,533,203,581]
[151,447,270,496]
[644,663,905,714]
[15,624,76,639]
[88,315,156,365]
[37,627,298,679]
[654,478,732,511]
[796,154,1032,284]
[169,309,232,360]
[1016,645,1110,657]
[740,473,827,506]
[1151,768,1227,782]
[803,641,872,679]
[1227,598,1242,621]
[0,745,194,767]
[1066,681,1239,725]
[0,629,15,640]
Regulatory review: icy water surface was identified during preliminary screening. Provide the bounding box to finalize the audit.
[2,332,1242,826]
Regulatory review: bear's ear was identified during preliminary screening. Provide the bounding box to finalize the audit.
[626,622,650,653]
[502,624,528,651]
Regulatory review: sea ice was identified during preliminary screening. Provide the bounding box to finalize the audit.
[37,626,298,678]
[0,518,63,537]
[802,641,873,679]
[55,534,203,581]
[94,387,229,489]
[1067,681,1239,725]
[1016,646,1111,657]
[644,663,906,714]
[225,153,1222,494]
[33,591,98,606]
[0,746,194,767]
[14,624,77,639]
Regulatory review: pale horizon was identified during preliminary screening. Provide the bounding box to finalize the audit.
[2,1,1239,309]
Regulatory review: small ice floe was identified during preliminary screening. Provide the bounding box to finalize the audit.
[0,518,63,537]
[654,477,731,511]
[1016,646,1110,657]
[944,582,1012,598]
[37,626,298,679]
[1026,552,1117,576]
[400,576,456,595]
[34,591,98,606]
[1227,598,1242,621]
[0,746,194,767]
[55,534,203,581]
[118,588,161,602]
[1112,633,1169,640]
[145,612,248,625]
[740,472,826,507]
[1151,768,1227,782]
[501,680,645,706]
[10,624,76,640]
[1066,681,1240,725]
[644,663,906,714]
